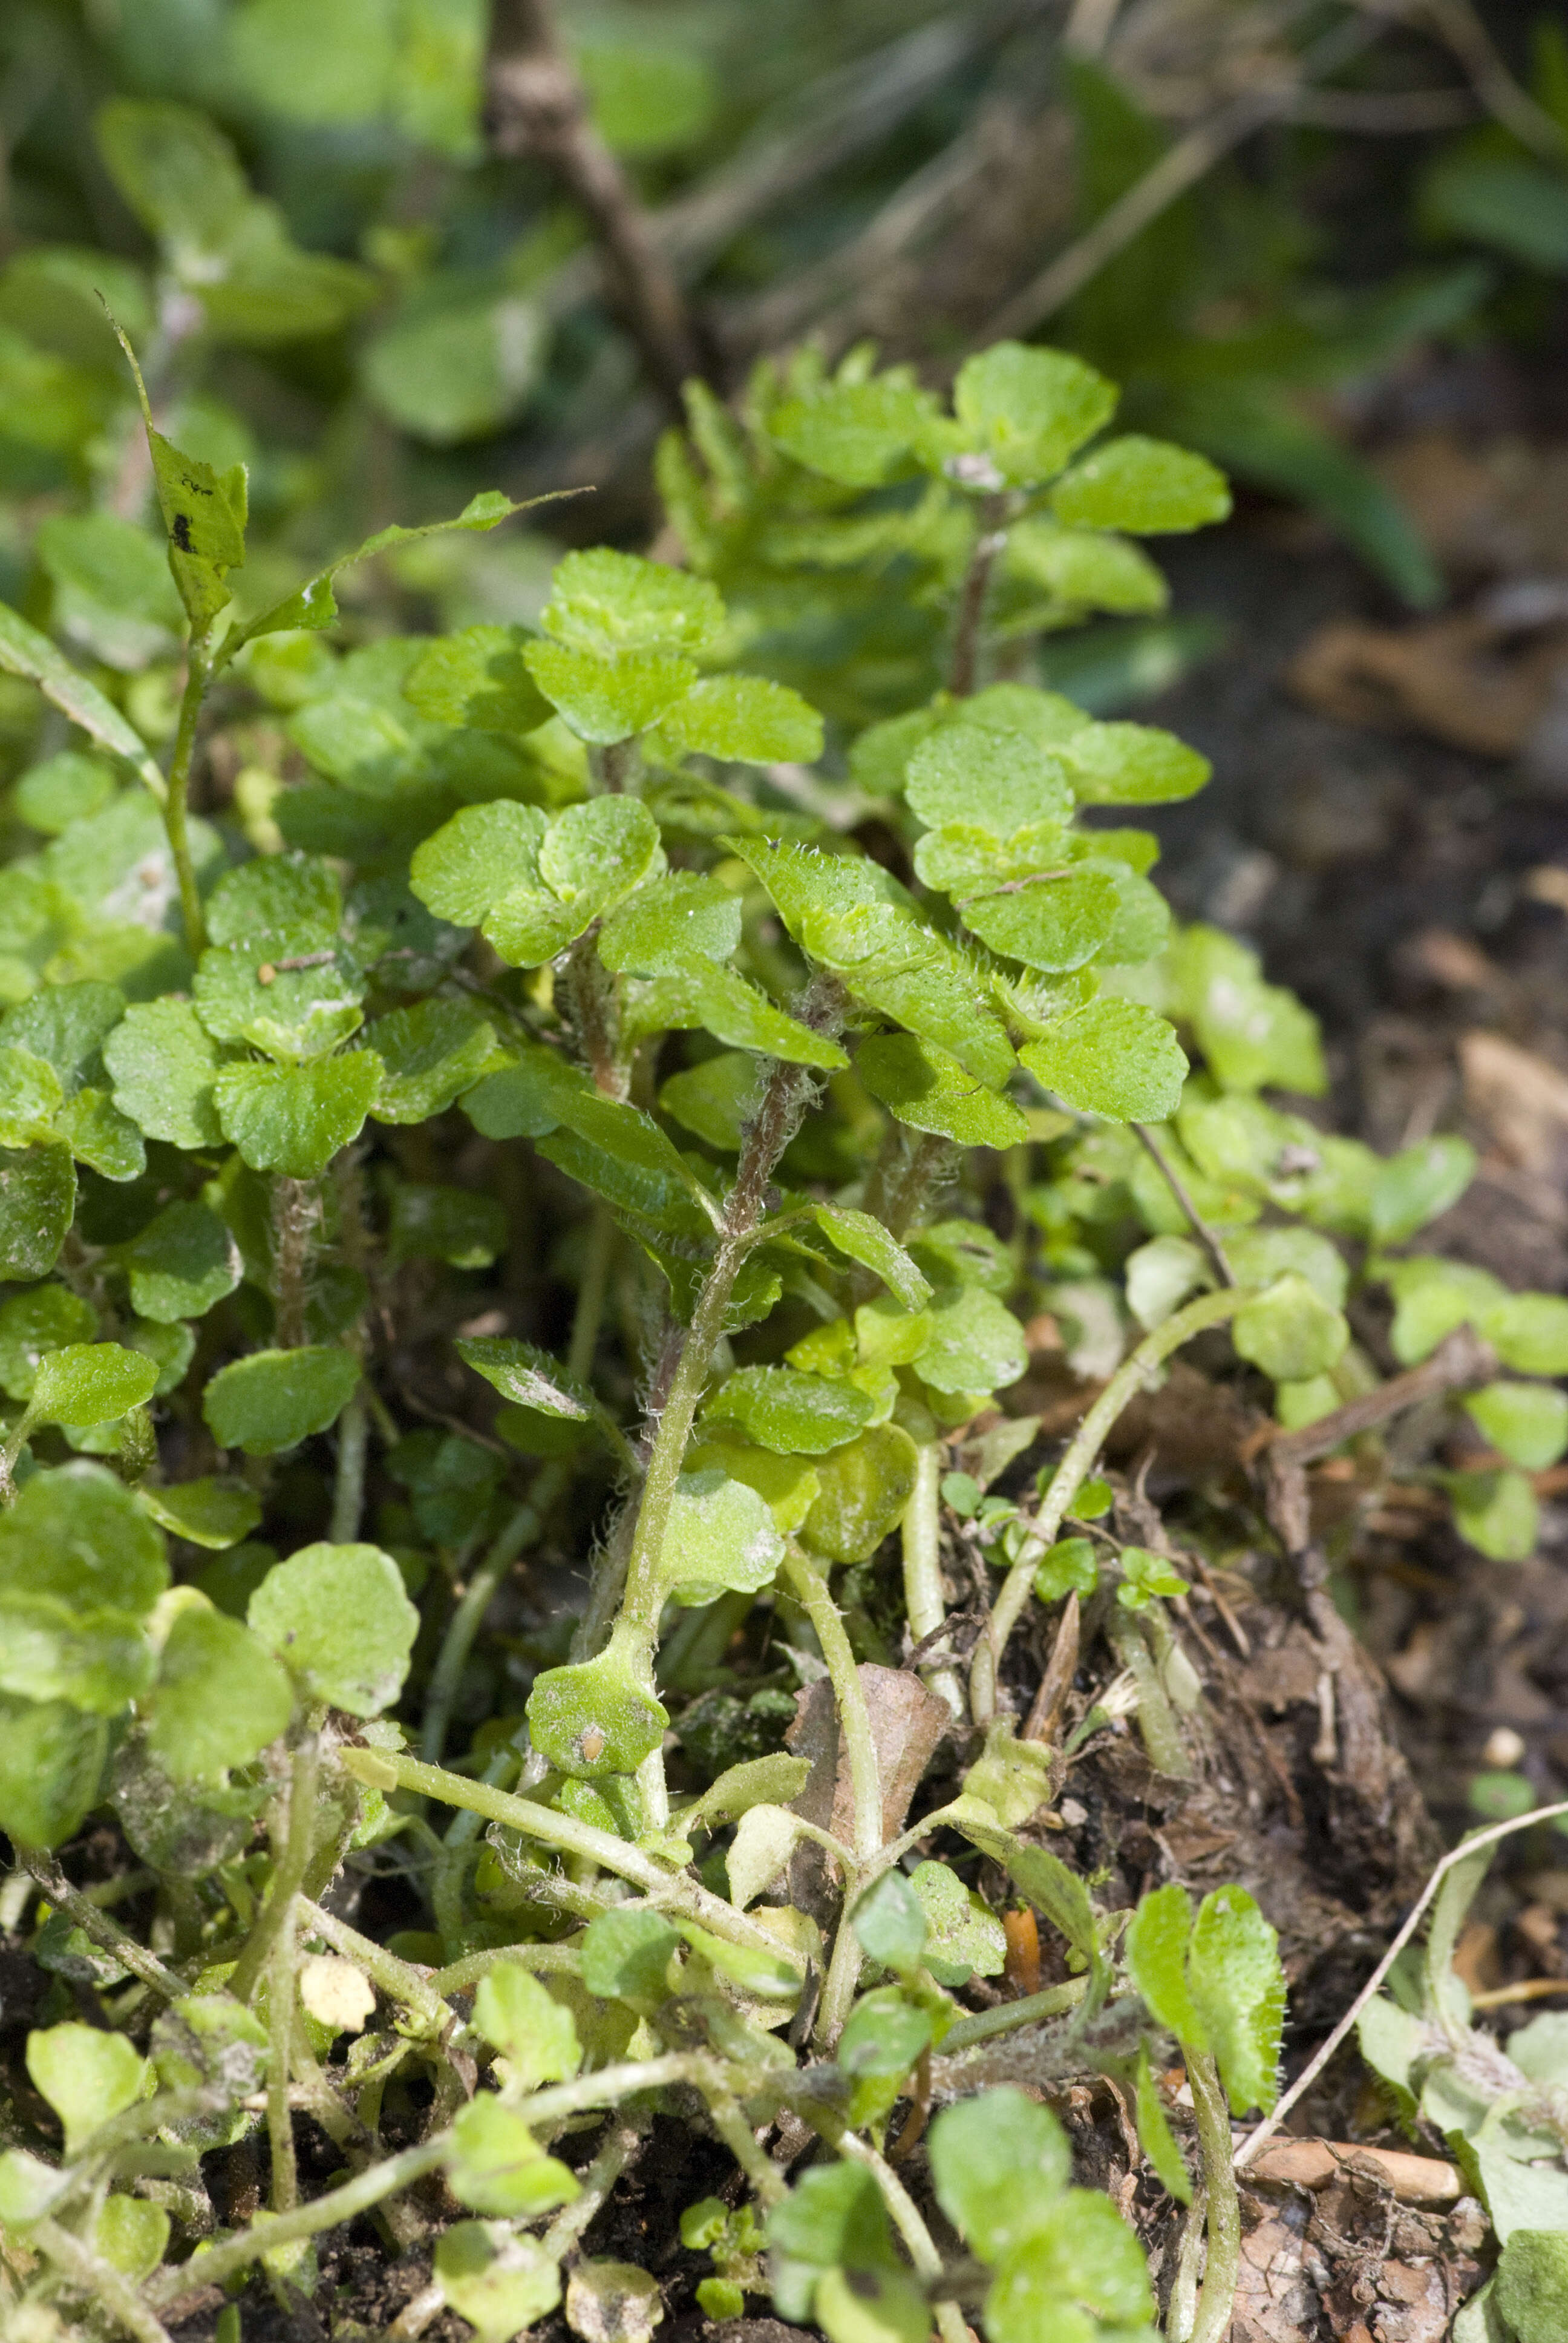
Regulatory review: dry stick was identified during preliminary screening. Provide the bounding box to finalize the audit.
[948,493,1010,697]
[1259,1323,1497,1470]
[1379,0,1568,157]
[1234,1798,1568,2172]
[1129,1122,1235,1289]
[486,0,697,406]
[982,14,1382,339]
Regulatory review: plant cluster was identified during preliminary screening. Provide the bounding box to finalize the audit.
[4,310,1568,2343]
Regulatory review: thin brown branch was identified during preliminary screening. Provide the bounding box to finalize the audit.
[485,0,698,407]
[1265,1323,1497,1474]
[1130,1122,1236,1289]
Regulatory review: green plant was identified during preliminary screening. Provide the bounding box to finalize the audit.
[0,307,1561,2343]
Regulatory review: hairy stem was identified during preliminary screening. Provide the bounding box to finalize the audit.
[34,2218,175,2343]
[972,1286,1246,1722]
[836,2134,967,2343]
[266,1893,300,2211]
[422,1462,569,1765]
[948,493,1009,696]
[296,1898,453,2032]
[19,1855,185,1999]
[164,637,211,956]
[1185,2048,1241,2343]
[229,1736,320,2007]
[330,1388,368,1544]
[938,1976,1088,2050]
[901,1442,965,1718]
[269,1177,319,1351]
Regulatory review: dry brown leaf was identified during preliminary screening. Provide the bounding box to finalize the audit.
[1287,615,1568,756]
[1460,1029,1568,1179]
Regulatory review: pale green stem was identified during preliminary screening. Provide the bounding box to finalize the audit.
[267,1896,300,2212]
[19,1853,185,1999]
[1106,1604,1190,1780]
[938,1977,1088,2051]
[429,1940,584,1996]
[422,1462,569,1766]
[229,1736,320,2007]
[330,1389,368,1545]
[901,1441,964,1719]
[705,2082,788,2208]
[836,2134,967,2343]
[541,2119,642,2256]
[33,2218,175,2343]
[782,1544,883,2051]
[341,1746,797,1961]
[148,2140,448,2307]
[164,635,211,957]
[1185,2048,1241,2343]
[972,1286,1246,1722]
[295,1898,452,2031]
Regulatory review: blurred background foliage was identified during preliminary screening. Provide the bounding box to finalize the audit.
[1,0,1566,776]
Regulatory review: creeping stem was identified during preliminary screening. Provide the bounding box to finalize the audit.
[970,1287,1246,1722]
[1184,2048,1242,2343]
[901,1441,964,1717]
[228,1735,321,2007]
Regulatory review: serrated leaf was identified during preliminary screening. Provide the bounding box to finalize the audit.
[638,958,848,1069]
[365,997,500,1124]
[1021,997,1188,1121]
[102,1000,235,1148]
[953,342,1117,485]
[1050,435,1230,532]
[0,1142,76,1280]
[598,872,741,972]
[524,639,696,744]
[134,1477,261,1549]
[203,1345,360,1456]
[404,624,553,733]
[448,2096,580,2218]
[234,488,546,646]
[654,673,823,764]
[1188,1884,1284,2115]
[543,548,725,654]
[214,1050,381,1178]
[904,728,1074,837]
[247,1541,417,1715]
[769,375,941,487]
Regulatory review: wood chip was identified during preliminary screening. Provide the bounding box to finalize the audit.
[1248,2138,1463,2204]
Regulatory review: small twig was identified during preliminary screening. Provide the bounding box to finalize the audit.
[1233,1798,1568,2171]
[1368,0,1568,158]
[949,497,1010,697]
[1022,1588,1080,1744]
[20,1855,185,1997]
[485,0,697,405]
[1471,1976,1568,2010]
[1262,1323,1497,1471]
[1130,1122,1235,1289]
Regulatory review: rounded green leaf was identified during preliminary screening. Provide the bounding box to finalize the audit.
[203,1345,360,1456]
[1059,720,1210,805]
[929,2088,1072,2261]
[410,800,548,927]
[0,1460,168,1613]
[1483,1293,1568,1378]
[659,1050,756,1150]
[909,1860,1007,1988]
[214,1051,381,1178]
[0,1595,152,1714]
[905,728,1073,837]
[1464,1382,1568,1472]
[96,2194,170,2281]
[135,1476,263,1549]
[959,869,1120,974]
[1497,2229,1568,2343]
[856,1032,1029,1149]
[1449,1466,1538,1562]
[247,1541,418,1715]
[29,1342,158,1429]
[799,1423,920,1565]
[655,672,823,764]
[0,1693,107,1849]
[581,1906,682,2001]
[472,1964,581,2088]
[118,1201,240,1323]
[598,871,742,973]
[850,1870,927,1979]
[433,2222,562,2343]
[543,548,726,654]
[913,1288,1027,1397]
[0,1142,76,1282]
[147,1607,293,1781]
[366,998,500,1124]
[1021,997,1189,1122]
[953,342,1117,486]
[1232,1274,1348,1382]
[0,1283,97,1400]
[26,2022,146,2158]
[448,2096,580,2218]
[1034,1537,1097,1604]
[102,1000,232,1149]
[1368,1134,1476,1244]
[1049,434,1230,532]
[526,1640,668,1778]
[661,1469,785,1602]
[705,1367,874,1457]
[538,796,661,912]
[1189,1883,1285,2117]
[523,640,696,744]
[982,2191,1155,2342]
[769,376,940,488]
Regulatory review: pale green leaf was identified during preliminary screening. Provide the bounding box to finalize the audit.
[1050,435,1230,532]
[247,1541,418,1715]
[953,342,1117,485]
[704,1366,874,1455]
[523,640,696,744]
[148,1607,292,1780]
[1021,997,1188,1121]
[214,1051,381,1177]
[203,1345,360,1456]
